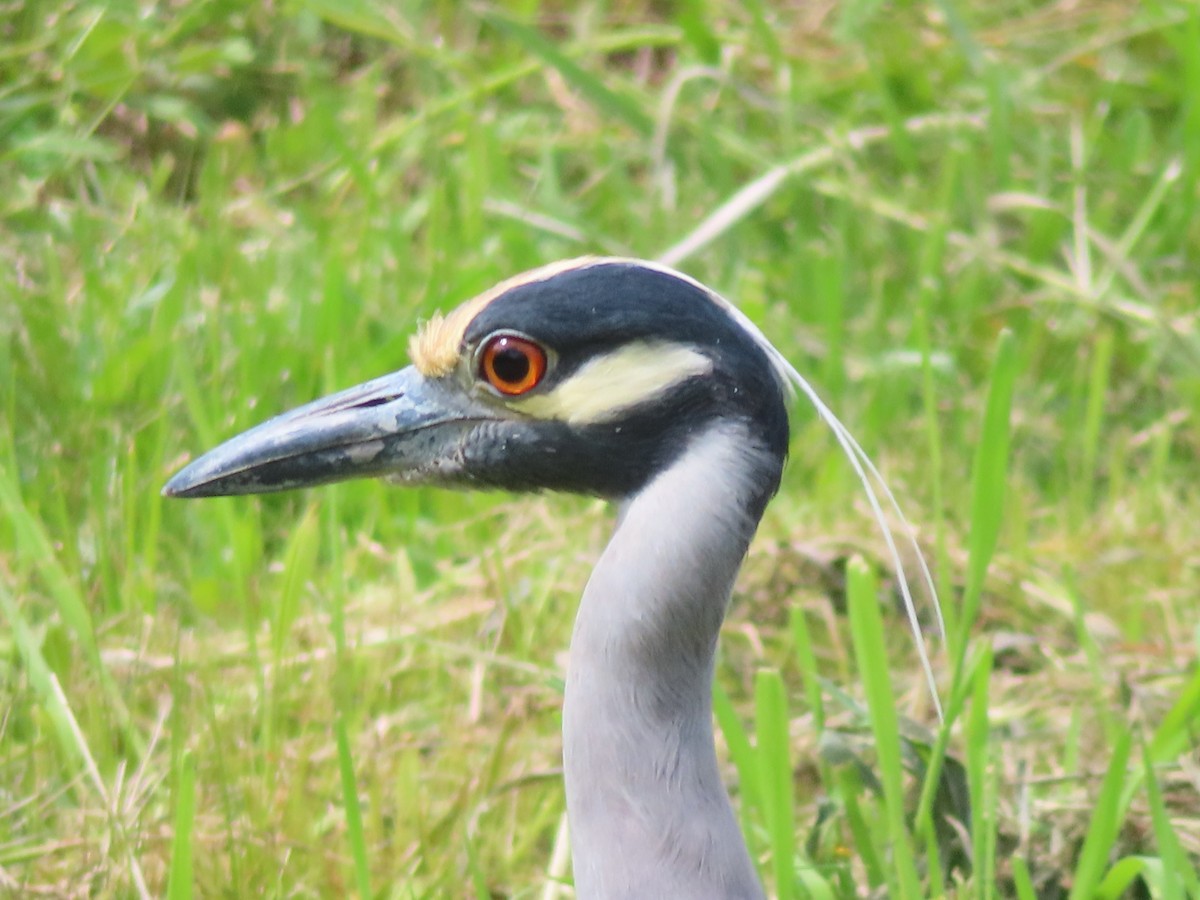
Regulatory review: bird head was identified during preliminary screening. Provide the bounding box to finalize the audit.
[162,257,791,502]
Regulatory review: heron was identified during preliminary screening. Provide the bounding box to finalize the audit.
[164,257,937,898]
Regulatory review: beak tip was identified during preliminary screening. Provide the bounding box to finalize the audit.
[161,473,191,499]
[162,462,214,499]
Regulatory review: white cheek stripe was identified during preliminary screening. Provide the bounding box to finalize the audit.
[514,342,712,425]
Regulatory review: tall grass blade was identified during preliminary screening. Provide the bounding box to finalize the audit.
[1076,327,1114,518]
[832,762,885,889]
[796,867,837,900]
[917,329,1017,880]
[754,668,795,900]
[465,831,491,899]
[789,607,824,730]
[965,645,994,899]
[1148,664,1200,764]
[1067,728,1132,900]
[956,328,1019,658]
[335,715,372,900]
[272,504,320,666]
[714,680,762,818]
[1011,857,1037,900]
[1095,856,1165,899]
[846,556,921,899]
[166,750,196,900]
[1142,742,1198,899]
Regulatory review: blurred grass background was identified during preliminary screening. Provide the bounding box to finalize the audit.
[2,0,1199,896]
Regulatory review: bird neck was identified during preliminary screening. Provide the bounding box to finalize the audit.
[562,422,779,899]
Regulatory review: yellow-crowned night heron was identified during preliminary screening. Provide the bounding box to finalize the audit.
[164,257,935,899]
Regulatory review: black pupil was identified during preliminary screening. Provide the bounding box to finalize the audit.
[492,344,530,384]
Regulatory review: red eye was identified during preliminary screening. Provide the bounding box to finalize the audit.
[479,334,547,396]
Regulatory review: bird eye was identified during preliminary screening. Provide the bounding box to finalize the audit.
[479,334,547,396]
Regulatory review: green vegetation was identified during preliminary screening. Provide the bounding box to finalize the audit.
[3,1,1198,896]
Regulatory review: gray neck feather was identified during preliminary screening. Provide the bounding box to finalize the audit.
[563,424,778,899]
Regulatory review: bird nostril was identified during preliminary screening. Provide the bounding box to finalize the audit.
[353,394,401,409]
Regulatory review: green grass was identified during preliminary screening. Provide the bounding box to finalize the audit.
[3,0,1199,896]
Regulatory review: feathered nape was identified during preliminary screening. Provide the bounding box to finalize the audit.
[640,259,946,721]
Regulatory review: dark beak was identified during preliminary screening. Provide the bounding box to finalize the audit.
[162,366,492,498]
